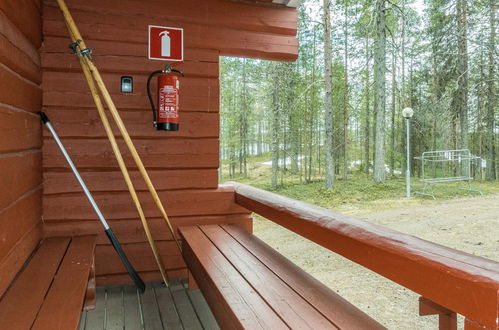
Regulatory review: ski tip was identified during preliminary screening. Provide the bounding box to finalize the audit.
[38,112,49,124]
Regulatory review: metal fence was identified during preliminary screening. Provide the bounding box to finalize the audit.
[414,149,482,199]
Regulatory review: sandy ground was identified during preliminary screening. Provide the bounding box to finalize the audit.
[253,194,499,329]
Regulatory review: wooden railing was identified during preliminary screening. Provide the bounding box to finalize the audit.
[229,182,499,330]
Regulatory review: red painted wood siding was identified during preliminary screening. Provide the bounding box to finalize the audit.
[0,1,43,297]
[41,0,297,285]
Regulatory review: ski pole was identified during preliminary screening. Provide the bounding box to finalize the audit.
[62,19,171,286]
[39,112,145,293]
[55,0,182,255]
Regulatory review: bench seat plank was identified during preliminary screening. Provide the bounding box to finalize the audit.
[32,235,97,330]
[221,224,385,329]
[0,237,71,329]
[180,226,287,330]
[181,224,386,330]
[199,225,337,329]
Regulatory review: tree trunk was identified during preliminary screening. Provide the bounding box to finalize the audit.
[478,55,485,159]
[390,44,396,176]
[271,63,280,189]
[457,0,469,149]
[373,0,387,183]
[364,36,371,175]
[323,0,335,189]
[485,0,496,179]
[342,0,349,180]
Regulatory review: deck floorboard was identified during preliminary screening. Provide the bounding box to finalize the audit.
[79,280,219,330]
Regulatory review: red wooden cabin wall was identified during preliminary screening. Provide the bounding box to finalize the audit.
[0,0,43,296]
[41,0,298,285]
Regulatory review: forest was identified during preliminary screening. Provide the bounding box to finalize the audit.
[219,0,497,190]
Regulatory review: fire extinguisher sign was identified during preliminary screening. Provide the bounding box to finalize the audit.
[148,25,183,62]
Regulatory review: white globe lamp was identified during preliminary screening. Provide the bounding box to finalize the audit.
[402,107,414,197]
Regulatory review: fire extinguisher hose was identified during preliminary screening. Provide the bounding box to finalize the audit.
[147,70,163,126]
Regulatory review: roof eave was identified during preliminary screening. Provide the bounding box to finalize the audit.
[272,0,302,7]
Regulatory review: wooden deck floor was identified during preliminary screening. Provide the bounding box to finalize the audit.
[79,280,219,330]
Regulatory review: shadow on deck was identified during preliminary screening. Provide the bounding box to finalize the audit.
[79,280,219,330]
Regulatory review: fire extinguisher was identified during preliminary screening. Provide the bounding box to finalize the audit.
[147,65,184,131]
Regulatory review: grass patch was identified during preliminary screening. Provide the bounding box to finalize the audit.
[221,160,499,212]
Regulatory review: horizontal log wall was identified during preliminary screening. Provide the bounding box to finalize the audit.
[41,0,297,284]
[0,0,43,296]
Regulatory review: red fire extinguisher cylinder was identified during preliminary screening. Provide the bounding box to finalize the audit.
[156,74,179,131]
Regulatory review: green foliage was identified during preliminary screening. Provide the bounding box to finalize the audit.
[220,0,498,186]
[227,161,499,209]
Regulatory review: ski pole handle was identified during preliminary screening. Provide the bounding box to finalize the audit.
[105,228,146,292]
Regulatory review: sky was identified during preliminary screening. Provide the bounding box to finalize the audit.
[412,0,425,16]
[305,0,427,24]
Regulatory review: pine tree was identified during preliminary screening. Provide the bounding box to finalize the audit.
[373,0,387,183]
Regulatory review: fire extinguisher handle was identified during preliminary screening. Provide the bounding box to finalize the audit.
[147,70,164,126]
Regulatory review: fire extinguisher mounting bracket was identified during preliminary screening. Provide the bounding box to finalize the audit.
[162,64,184,77]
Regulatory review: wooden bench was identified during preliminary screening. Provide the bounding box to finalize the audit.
[179,224,384,329]
[0,236,97,330]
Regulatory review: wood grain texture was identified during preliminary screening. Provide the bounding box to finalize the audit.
[95,241,185,277]
[182,224,384,330]
[0,222,43,298]
[0,151,42,210]
[232,182,499,330]
[42,73,219,112]
[32,236,97,330]
[0,64,41,112]
[222,224,385,329]
[43,35,219,61]
[0,107,41,153]
[96,269,187,287]
[0,237,70,329]
[41,109,219,139]
[0,0,43,305]
[42,0,298,60]
[43,169,218,195]
[42,53,219,77]
[43,0,297,36]
[42,138,219,169]
[42,73,219,101]
[200,224,336,329]
[0,0,42,47]
[39,0,299,283]
[0,190,42,262]
[43,214,253,244]
[179,226,287,329]
[0,11,41,83]
[43,189,247,220]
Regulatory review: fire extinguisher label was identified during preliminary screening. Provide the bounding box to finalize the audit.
[158,85,179,123]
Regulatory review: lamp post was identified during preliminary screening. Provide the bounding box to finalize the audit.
[402,107,414,198]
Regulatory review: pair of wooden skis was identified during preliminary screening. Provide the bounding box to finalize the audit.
[41,0,182,291]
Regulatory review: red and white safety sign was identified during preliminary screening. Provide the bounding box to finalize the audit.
[148,25,183,62]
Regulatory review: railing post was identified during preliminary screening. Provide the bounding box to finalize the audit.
[419,296,457,330]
